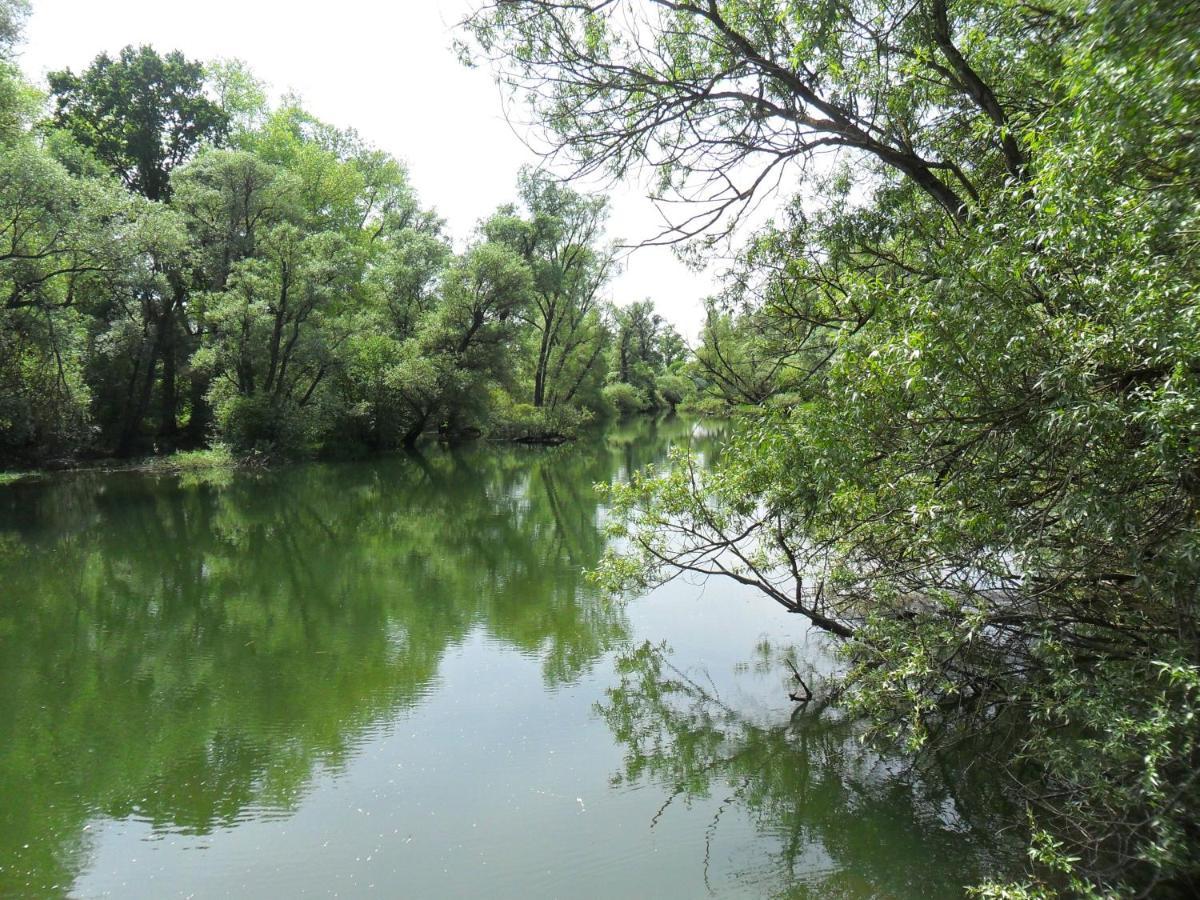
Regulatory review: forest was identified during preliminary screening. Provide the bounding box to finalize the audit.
[0,3,688,466]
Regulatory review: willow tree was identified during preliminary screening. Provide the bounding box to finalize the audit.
[47,45,229,447]
[484,168,614,409]
[464,0,1200,894]
[0,10,170,462]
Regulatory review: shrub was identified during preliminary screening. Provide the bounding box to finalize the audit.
[602,381,649,418]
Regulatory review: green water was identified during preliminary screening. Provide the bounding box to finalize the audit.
[0,420,1016,898]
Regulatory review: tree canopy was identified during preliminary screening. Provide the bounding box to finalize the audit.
[0,21,684,465]
[48,45,229,201]
[464,0,1200,894]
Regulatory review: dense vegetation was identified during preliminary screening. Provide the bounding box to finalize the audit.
[0,0,685,466]
[464,0,1200,895]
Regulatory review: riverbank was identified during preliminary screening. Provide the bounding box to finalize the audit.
[0,446,240,484]
[0,419,642,484]
[0,409,710,484]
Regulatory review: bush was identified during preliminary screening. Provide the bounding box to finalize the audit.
[654,373,691,411]
[208,390,319,455]
[487,396,592,442]
[602,381,649,418]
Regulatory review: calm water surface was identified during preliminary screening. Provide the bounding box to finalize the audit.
[0,420,1016,898]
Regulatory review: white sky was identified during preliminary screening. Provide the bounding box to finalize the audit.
[16,0,724,338]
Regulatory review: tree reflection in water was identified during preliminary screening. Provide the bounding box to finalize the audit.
[0,418,1014,897]
[0,425,712,895]
[599,640,1021,898]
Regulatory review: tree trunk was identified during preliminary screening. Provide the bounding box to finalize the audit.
[401,411,430,449]
[185,369,211,446]
[116,333,160,457]
[158,305,177,441]
[533,331,552,408]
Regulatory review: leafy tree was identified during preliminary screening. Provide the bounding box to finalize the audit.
[601,380,648,418]
[467,0,1200,893]
[42,46,232,450]
[48,45,229,202]
[334,205,451,449]
[205,58,269,134]
[463,0,1038,240]
[653,372,690,412]
[611,300,663,391]
[484,167,614,409]
[392,240,532,445]
[0,94,160,461]
[0,0,33,143]
[81,198,189,455]
[690,298,813,407]
[1,35,677,463]
[0,0,28,54]
[196,223,360,451]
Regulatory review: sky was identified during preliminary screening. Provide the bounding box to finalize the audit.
[16,0,722,338]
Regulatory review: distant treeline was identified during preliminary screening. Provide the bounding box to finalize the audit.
[0,23,692,464]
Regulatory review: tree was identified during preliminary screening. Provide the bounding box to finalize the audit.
[78,197,190,455]
[335,199,451,450]
[1,71,168,463]
[0,0,27,57]
[43,46,231,449]
[205,58,269,134]
[469,0,1200,893]
[2,32,675,463]
[611,300,662,391]
[0,1,30,142]
[690,289,819,407]
[195,223,360,452]
[395,240,532,445]
[462,0,1039,242]
[0,148,106,460]
[48,45,228,203]
[604,300,687,414]
[484,168,614,408]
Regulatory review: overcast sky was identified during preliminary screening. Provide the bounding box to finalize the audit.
[15,0,726,337]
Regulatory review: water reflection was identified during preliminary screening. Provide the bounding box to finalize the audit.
[598,640,1018,898]
[0,417,1014,897]
[0,418,716,896]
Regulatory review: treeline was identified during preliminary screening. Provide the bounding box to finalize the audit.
[0,10,686,466]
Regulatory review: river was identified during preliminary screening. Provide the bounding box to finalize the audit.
[0,419,1016,897]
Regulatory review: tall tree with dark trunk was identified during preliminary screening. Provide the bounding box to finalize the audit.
[485,168,613,408]
[48,46,228,203]
[48,45,228,450]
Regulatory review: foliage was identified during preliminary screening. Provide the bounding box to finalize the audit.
[602,381,649,418]
[611,300,676,396]
[145,444,234,471]
[0,0,28,54]
[485,389,593,442]
[0,8,682,464]
[48,45,229,201]
[466,0,1200,893]
[653,372,690,411]
[484,167,614,410]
